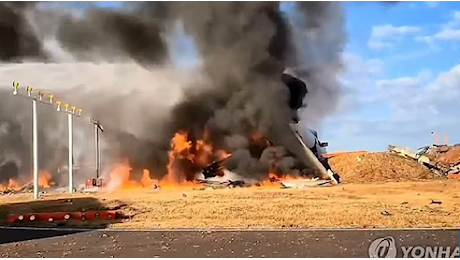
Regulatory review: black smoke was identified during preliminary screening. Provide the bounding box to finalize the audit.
[0,2,346,184]
[0,2,45,61]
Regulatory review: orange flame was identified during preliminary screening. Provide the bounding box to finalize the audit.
[251,130,264,143]
[258,172,309,188]
[141,169,158,188]
[257,172,283,188]
[196,140,213,167]
[268,172,304,181]
[106,130,233,191]
[164,132,192,184]
[38,170,52,188]
[106,161,139,191]
[0,169,55,192]
[105,128,316,192]
[216,149,232,160]
[0,178,20,191]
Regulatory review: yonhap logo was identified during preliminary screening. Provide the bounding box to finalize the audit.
[368,235,459,258]
[369,236,398,258]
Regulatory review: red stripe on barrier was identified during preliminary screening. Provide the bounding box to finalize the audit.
[7,210,118,223]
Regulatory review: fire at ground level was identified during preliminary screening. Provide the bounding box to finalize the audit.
[0,122,340,193]
[1,71,341,192]
[1,147,460,229]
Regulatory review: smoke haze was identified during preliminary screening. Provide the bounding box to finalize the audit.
[0,2,346,185]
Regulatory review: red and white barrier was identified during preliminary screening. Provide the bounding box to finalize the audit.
[8,210,118,223]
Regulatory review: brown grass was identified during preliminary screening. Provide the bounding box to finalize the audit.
[1,180,459,229]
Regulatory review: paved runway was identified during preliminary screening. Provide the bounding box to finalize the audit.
[0,227,458,257]
[0,227,87,245]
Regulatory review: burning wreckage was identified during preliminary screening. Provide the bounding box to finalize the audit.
[193,72,340,189]
[0,2,348,194]
[0,72,340,194]
[74,71,341,192]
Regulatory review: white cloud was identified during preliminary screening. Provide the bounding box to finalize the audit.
[322,12,460,151]
[434,29,460,40]
[419,10,460,47]
[425,1,439,8]
[327,53,385,115]
[368,39,393,50]
[414,35,441,50]
[442,10,460,30]
[455,10,460,20]
[368,24,421,50]
[377,70,431,88]
[323,60,460,151]
[376,77,419,88]
[370,70,432,109]
[378,65,458,120]
[341,55,448,117]
[372,25,421,38]
[426,64,460,93]
[343,53,384,76]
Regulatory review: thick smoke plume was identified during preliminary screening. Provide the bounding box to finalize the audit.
[0,2,346,185]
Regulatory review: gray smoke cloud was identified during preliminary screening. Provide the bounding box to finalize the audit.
[0,2,346,185]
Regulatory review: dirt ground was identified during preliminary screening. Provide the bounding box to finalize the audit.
[1,180,459,229]
[328,152,440,183]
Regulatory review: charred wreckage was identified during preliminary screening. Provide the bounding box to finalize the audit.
[0,2,345,193]
[0,70,341,194]
[199,70,340,188]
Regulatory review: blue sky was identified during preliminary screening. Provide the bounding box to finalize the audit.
[322,1,460,152]
[93,1,460,152]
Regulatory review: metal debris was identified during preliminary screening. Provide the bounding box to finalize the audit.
[381,210,392,216]
[0,182,34,195]
[430,199,442,205]
[388,145,460,178]
[201,158,229,179]
[194,179,251,189]
[275,179,334,188]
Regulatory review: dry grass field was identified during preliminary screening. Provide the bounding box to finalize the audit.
[1,180,459,229]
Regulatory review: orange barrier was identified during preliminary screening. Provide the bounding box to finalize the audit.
[448,173,460,180]
[8,210,118,223]
[322,150,369,159]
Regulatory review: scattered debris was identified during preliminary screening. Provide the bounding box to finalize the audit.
[85,178,103,188]
[0,182,34,195]
[194,179,251,189]
[271,178,334,188]
[388,144,460,178]
[201,155,233,179]
[430,199,442,205]
[381,210,392,216]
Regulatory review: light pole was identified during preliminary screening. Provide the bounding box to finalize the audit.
[90,118,104,180]
[12,81,54,199]
[56,102,82,194]
[32,95,38,199]
[12,80,83,198]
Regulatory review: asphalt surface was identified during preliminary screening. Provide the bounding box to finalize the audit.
[0,227,87,245]
[0,228,458,257]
